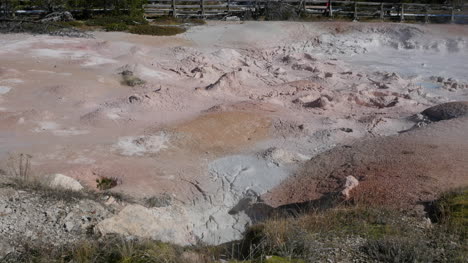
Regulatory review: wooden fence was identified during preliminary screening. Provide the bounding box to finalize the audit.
[144,0,468,23]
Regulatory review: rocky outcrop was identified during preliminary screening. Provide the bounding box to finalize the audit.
[422,101,468,121]
[96,204,194,246]
[0,186,112,255]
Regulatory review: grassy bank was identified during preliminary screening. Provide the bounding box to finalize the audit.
[4,189,466,262]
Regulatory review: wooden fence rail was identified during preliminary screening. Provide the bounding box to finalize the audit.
[144,0,468,23]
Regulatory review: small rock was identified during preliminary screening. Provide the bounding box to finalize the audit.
[339,128,353,133]
[304,96,332,109]
[47,174,83,191]
[105,196,117,206]
[293,94,318,104]
[224,16,240,21]
[64,221,74,232]
[341,176,359,200]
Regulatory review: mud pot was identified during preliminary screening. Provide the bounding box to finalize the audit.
[1,21,468,245]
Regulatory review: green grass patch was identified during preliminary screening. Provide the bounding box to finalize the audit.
[104,23,129,32]
[149,16,206,26]
[129,25,186,36]
[56,20,84,27]
[85,15,148,27]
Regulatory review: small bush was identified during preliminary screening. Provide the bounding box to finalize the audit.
[104,23,129,32]
[96,177,119,190]
[129,25,186,36]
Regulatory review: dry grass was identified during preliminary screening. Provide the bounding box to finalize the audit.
[5,236,186,263]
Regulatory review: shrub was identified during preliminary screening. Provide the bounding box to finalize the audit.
[129,25,186,36]
[96,177,119,190]
[104,23,129,32]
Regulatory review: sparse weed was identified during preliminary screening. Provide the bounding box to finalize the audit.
[96,176,120,191]
[104,23,129,32]
[145,194,172,208]
[6,153,32,180]
[120,70,146,87]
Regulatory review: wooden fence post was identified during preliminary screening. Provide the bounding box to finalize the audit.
[380,2,384,20]
[201,0,204,17]
[425,6,429,24]
[328,0,333,17]
[172,0,176,17]
[451,6,455,23]
[354,1,358,21]
[400,3,404,22]
[227,0,230,14]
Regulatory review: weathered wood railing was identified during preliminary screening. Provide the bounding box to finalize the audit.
[145,0,468,23]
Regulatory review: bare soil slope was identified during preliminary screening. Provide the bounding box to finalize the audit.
[264,117,468,210]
